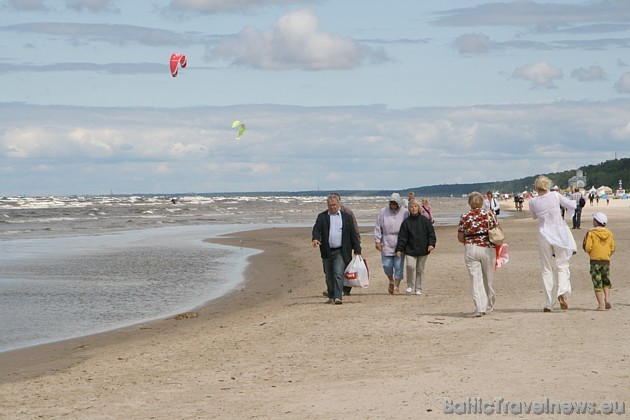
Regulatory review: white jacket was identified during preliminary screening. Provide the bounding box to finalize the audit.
[529,191,577,257]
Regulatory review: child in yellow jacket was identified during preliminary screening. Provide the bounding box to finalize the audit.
[582,212,615,310]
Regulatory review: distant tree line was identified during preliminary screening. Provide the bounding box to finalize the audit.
[328,157,630,197]
[165,157,630,197]
[397,157,630,196]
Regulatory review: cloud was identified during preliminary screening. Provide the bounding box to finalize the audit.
[511,61,563,88]
[7,0,118,12]
[166,0,318,15]
[0,22,205,47]
[206,9,385,70]
[614,72,630,93]
[65,0,119,12]
[206,161,276,174]
[556,23,630,35]
[3,124,210,161]
[438,2,630,54]
[454,33,492,54]
[434,1,630,27]
[7,0,47,11]
[0,62,166,75]
[571,65,607,82]
[2,100,629,195]
[451,33,630,56]
[358,37,430,46]
[551,37,630,51]
[612,119,630,139]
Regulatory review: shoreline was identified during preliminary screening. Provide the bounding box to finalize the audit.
[0,226,299,382]
[1,200,628,417]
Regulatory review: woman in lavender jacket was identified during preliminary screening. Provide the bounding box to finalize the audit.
[374,193,409,295]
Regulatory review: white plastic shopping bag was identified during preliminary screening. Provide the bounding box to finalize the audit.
[344,255,369,288]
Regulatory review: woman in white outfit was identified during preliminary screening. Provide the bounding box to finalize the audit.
[528,176,577,312]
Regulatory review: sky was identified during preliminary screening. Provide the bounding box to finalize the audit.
[1,0,630,196]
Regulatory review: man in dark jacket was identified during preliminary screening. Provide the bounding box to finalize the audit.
[312,194,362,304]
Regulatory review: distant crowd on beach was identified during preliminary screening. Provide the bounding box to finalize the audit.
[312,176,616,316]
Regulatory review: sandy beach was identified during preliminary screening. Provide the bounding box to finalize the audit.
[1,198,629,418]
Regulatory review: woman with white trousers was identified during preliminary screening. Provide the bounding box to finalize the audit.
[529,176,577,312]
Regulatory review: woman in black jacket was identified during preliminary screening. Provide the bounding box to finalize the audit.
[395,200,436,295]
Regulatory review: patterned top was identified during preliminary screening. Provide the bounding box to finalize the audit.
[458,208,497,247]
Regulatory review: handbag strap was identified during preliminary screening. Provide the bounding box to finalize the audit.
[487,210,497,230]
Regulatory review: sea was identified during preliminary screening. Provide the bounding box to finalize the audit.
[0,194,472,353]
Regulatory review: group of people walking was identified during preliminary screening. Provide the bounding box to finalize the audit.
[374,192,436,296]
[312,179,616,314]
[531,176,616,312]
[311,192,437,304]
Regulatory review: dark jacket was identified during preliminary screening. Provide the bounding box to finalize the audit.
[395,213,437,257]
[312,210,361,265]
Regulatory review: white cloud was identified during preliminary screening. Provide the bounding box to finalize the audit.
[2,101,629,195]
[614,72,630,93]
[206,161,276,174]
[571,65,607,81]
[511,61,563,88]
[155,164,172,174]
[207,9,380,70]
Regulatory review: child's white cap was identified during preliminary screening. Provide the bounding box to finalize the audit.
[593,212,608,226]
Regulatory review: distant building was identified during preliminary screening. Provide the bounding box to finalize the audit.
[568,169,587,190]
[616,179,626,198]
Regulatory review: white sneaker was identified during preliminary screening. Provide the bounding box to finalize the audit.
[415,290,422,295]
[405,287,413,293]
